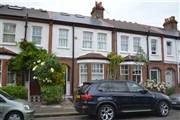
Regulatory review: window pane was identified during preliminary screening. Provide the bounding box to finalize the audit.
[59,29,68,48]
[79,64,87,85]
[127,82,144,92]
[133,65,142,83]
[151,69,160,83]
[3,23,16,43]
[32,26,42,45]
[98,33,107,50]
[133,37,141,52]
[121,35,128,51]
[120,65,129,80]
[151,39,157,54]
[83,31,93,48]
[110,82,128,92]
[167,41,172,55]
[92,64,104,80]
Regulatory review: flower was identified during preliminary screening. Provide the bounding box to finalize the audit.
[37,60,41,63]
[32,65,38,71]
[40,62,45,66]
[50,68,54,73]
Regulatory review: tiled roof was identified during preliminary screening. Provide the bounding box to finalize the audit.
[0,4,179,38]
[77,53,108,60]
[124,55,136,61]
[0,47,17,56]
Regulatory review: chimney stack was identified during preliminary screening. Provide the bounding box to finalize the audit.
[163,16,178,31]
[91,1,104,19]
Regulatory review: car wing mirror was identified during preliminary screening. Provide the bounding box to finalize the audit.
[140,89,148,94]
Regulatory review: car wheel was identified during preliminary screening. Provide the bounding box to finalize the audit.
[97,104,115,120]
[5,111,23,120]
[157,101,169,117]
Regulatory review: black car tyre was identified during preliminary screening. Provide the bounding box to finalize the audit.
[5,111,24,120]
[157,101,169,117]
[97,104,115,120]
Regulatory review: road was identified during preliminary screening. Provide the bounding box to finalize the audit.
[35,109,180,120]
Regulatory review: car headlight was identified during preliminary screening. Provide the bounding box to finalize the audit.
[24,105,30,110]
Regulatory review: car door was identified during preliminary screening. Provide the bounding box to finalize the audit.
[0,96,6,119]
[109,82,135,111]
[127,82,155,110]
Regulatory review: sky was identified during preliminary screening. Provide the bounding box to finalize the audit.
[0,0,179,29]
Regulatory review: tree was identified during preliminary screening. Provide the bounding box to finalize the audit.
[107,52,124,80]
[134,47,149,80]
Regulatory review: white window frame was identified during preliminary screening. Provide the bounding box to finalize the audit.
[32,26,42,45]
[167,41,172,56]
[92,63,104,80]
[120,65,129,80]
[83,31,93,49]
[150,69,160,83]
[3,23,16,43]
[151,39,157,55]
[97,33,107,51]
[120,35,129,52]
[132,65,142,83]
[133,37,141,52]
[58,29,69,48]
[79,64,88,86]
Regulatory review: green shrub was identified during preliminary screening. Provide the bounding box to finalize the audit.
[167,86,176,95]
[0,86,27,99]
[41,85,64,104]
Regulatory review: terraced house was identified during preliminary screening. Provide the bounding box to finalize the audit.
[0,2,179,97]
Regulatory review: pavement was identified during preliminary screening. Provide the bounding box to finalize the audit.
[33,98,80,118]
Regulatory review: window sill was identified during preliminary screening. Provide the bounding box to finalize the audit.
[97,49,108,52]
[0,42,17,46]
[57,47,70,50]
[151,54,159,56]
[82,48,94,51]
[167,55,174,57]
[119,51,129,54]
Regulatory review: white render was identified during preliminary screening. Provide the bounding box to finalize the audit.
[74,27,112,58]
[52,24,73,58]
[148,36,162,61]
[164,38,177,63]
[117,32,147,57]
[0,19,49,54]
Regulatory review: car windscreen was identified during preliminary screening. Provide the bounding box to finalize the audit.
[0,90,15,100]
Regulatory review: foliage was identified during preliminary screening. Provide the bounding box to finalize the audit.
[167,86,176,95]
[8,41,65,87]
[142,80,167,93]
[8,41,47,72]
[107,52,124,79]
[0,86,27,99]
[41,85,64,104]
[134,47,148,63]
[32,55,65,86]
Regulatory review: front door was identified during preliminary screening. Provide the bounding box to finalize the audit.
[165,69,174,88]
[65,66,70,96]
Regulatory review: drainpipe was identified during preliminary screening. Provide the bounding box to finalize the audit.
[175,37,179,84]
[146,28,150,80]
[24,11,28,41]
[71,25,75,97]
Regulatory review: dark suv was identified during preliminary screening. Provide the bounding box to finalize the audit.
[74,80,171,120]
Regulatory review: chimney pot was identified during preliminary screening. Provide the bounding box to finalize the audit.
[163,16,178,31]
[91,1,104,19]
